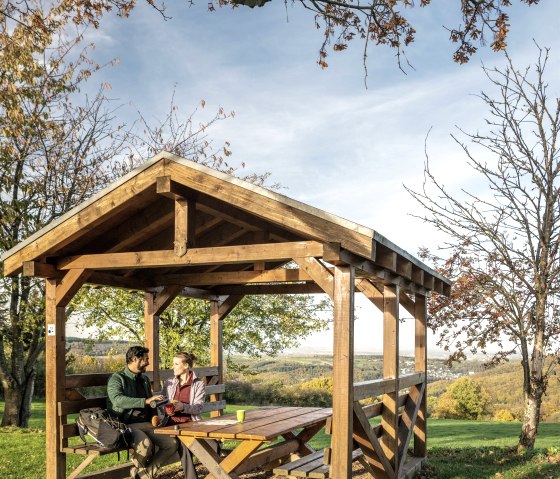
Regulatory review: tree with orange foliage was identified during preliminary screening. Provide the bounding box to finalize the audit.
[409,45,560,449]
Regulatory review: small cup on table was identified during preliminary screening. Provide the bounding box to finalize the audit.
[236,409,246,423]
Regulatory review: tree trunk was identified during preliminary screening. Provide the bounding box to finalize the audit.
[1,369,36,427]
[518,303,546,450]
[519,380,543,449]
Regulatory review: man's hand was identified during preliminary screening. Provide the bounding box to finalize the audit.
[145,394,164,405]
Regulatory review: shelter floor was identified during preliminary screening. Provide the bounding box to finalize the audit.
[158,461,419,479]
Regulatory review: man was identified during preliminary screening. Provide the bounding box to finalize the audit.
[107,346,177,479]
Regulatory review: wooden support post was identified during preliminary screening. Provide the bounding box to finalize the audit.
[210,300,223,417]
[174,198,195,257]
[381,284,399,476]
[253,230,267,271]
[414,293,428,457]
[46,278,66,479]
[209,296,241,416]
[144,292,160,389]
[331,265,355,479]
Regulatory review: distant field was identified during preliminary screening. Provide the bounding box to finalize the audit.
[1,402,559,478]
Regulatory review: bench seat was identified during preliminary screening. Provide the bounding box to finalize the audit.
[273,448,363,478]
[62,443,131,456]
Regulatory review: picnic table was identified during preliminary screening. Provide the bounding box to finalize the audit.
[155,406,332,479]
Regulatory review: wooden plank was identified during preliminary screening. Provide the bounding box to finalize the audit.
[155,268,315,286]
[70,461,133,479]
[196,220,247,249]
[232,408,330,441]
[57,241,326,270]
[353,403,393,479]
[273,450,324,476]
[411,267,424,287]
[144,291,160,388]
[399,372,425,391]
[381,284,399,475]
[58,397,106,416]
[398,383,425,471]
[3,161,164,277]
[210,300,224,417]
[177,286,223,301]
[423,274,435,291]
[87,272,153,290]
[65,366,219,388]
[206,384,226,395]
[155,407,288,437]
[354,278,383,312]
[174,198,196,256]
[235,439,299,475]
[396,257,412,280]
[253,230,267,271]
[375,245,397,272]
[293,257,334,299]
[331,265,354,479]
[101,198,175,254]
[46,279,66,479]
[400,292,415,317]
[61,398,226,434]
[361,394,408,420]
[354,378,397,401]
[22,261,61,278]
[56,269,90,307]
[153,284,184,315]
[214,283,325,295]
[414,293,428,458]
[206,437,262,478]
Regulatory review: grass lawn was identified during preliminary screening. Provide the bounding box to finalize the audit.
[1,402,559,478]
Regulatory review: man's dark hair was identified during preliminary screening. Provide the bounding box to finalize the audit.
[126,346,149,364]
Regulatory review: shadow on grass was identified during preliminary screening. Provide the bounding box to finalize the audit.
[418,447,560,479]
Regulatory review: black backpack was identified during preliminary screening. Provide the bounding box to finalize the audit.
[76,407,133,450]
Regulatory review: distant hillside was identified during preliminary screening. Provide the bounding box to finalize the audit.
[428,360,560,422]
[67,337,132,356]
[229,354,484,385]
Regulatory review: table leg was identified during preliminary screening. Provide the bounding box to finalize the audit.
[282,421,325,456]
[181,437,235,479]
[205,439,263,479]
[180,436,264,479]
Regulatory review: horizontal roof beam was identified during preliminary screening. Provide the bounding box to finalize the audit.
[154,268,316,286]
[56,241,327,271]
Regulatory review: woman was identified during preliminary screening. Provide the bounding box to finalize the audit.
[163,352,206,479]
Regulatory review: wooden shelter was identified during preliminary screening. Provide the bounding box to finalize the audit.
[1,151,451,479]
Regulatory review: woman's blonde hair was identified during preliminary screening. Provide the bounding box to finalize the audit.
[174,352,197,368]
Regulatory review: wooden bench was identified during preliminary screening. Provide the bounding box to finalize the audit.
[61,367,226,479]
[273,448,364,478]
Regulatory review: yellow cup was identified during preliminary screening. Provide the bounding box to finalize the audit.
[236,409,246,423]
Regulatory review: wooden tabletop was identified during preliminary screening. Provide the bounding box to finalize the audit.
[155,406,332,442]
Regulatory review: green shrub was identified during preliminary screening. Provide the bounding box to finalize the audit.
[433,377,489,420]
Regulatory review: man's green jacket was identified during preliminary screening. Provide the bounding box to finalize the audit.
[107,366,153,424]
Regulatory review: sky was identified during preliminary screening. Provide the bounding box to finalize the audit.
[69,0,560,356]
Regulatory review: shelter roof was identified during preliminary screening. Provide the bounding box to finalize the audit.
[1,152,450,296]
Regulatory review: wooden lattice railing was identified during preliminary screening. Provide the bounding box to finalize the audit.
[350,372,426,479]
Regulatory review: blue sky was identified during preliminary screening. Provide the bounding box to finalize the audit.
[73,0,560,355]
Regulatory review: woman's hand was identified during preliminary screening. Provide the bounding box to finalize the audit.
[172,400,185,411]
